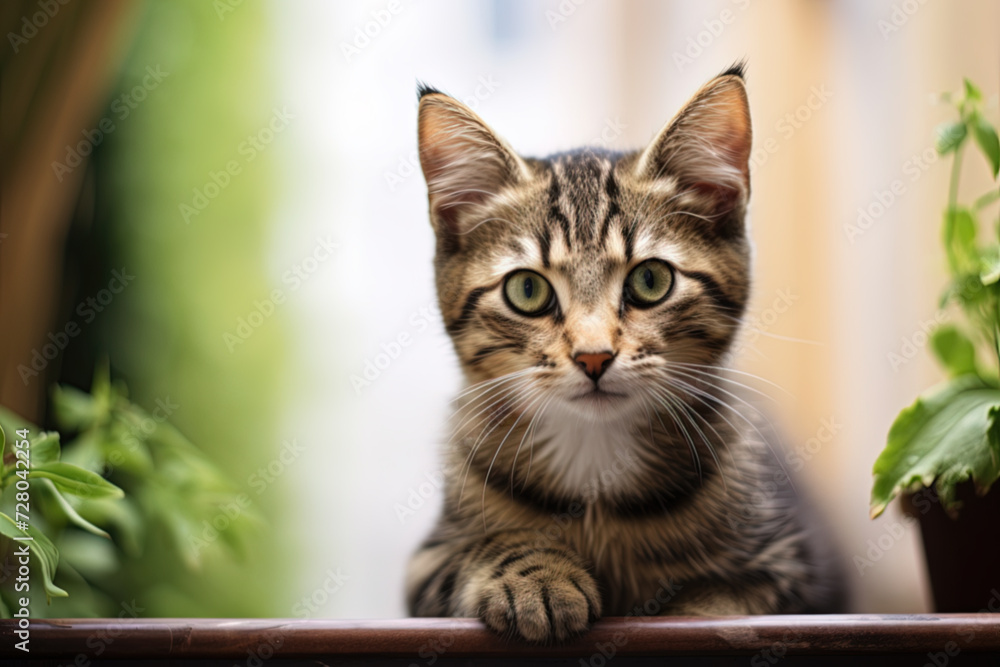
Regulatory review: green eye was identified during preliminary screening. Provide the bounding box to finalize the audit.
[503,270,554,316]
[626,259,674,306]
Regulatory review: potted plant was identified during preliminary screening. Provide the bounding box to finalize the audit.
[869,79,1000,612]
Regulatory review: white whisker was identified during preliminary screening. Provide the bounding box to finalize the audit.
[481,388,546,530]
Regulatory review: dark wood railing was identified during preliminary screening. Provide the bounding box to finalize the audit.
[2,615,1000,664]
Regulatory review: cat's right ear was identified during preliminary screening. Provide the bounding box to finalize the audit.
[417,85,529,247]
[633,68,752,220]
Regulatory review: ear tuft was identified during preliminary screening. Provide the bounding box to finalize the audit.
[417,93,528,249]
[720,59,747,80]
[416,80,444,101]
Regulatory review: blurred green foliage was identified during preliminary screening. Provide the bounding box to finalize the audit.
[2,0,300,617]
[86,0,293,615]
[0,367,256,617]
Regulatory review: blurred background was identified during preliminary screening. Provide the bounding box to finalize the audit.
[1,0,997,618]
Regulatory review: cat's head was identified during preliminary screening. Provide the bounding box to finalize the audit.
[417,67,752,423]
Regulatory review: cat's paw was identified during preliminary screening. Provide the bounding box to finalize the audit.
[475,552,601,643]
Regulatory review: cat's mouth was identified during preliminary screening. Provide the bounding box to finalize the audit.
[571,387,627,403]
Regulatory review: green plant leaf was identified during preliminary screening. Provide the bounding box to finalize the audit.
[989,405,1000,458]
[30,462,124,500]
[0,407,34,440]
[972,114,1000,178]
[974,188,1000,211]
[871,376,1000,518]
[941,271,992,310]
[937,121,968,155]
[50,385,102,432]
[963,78,983,103]
[90,361,114,410]
[0,512,68,600]
[57,428,103,473]
[38,479,111,539]
[982,246,1000,286]
[943,207,978,273]
[78,497,144,557]
[930,325,978,377]
[57,531,121,580]
[30,432,61,466]
[101,436,154,475]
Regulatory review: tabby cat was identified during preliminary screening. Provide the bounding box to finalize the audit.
[406,65,843,643]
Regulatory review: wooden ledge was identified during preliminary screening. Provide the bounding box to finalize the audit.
[2,615,1000,662]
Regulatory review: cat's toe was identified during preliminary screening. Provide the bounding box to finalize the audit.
[477,566,601,643]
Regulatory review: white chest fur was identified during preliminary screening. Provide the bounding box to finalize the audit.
[532,404,644,500]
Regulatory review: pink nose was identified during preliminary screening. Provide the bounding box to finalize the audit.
[574,352,614,382]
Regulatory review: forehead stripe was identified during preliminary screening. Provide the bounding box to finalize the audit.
[547,169,573,248]
[537,227,551,268]
[598,170,621,246]
[622,216,636,264]
[574,158,602,244]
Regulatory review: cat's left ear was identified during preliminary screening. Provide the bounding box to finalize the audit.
[417,85,531,248]
[634,67,752,215]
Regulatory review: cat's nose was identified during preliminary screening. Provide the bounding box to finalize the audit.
[574,351,615,382]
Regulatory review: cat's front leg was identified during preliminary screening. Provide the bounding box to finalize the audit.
[408,530,602,643]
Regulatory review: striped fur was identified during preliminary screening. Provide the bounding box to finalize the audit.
[408,67,844,643]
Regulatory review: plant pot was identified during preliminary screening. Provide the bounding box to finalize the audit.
[902,481,1000,612]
